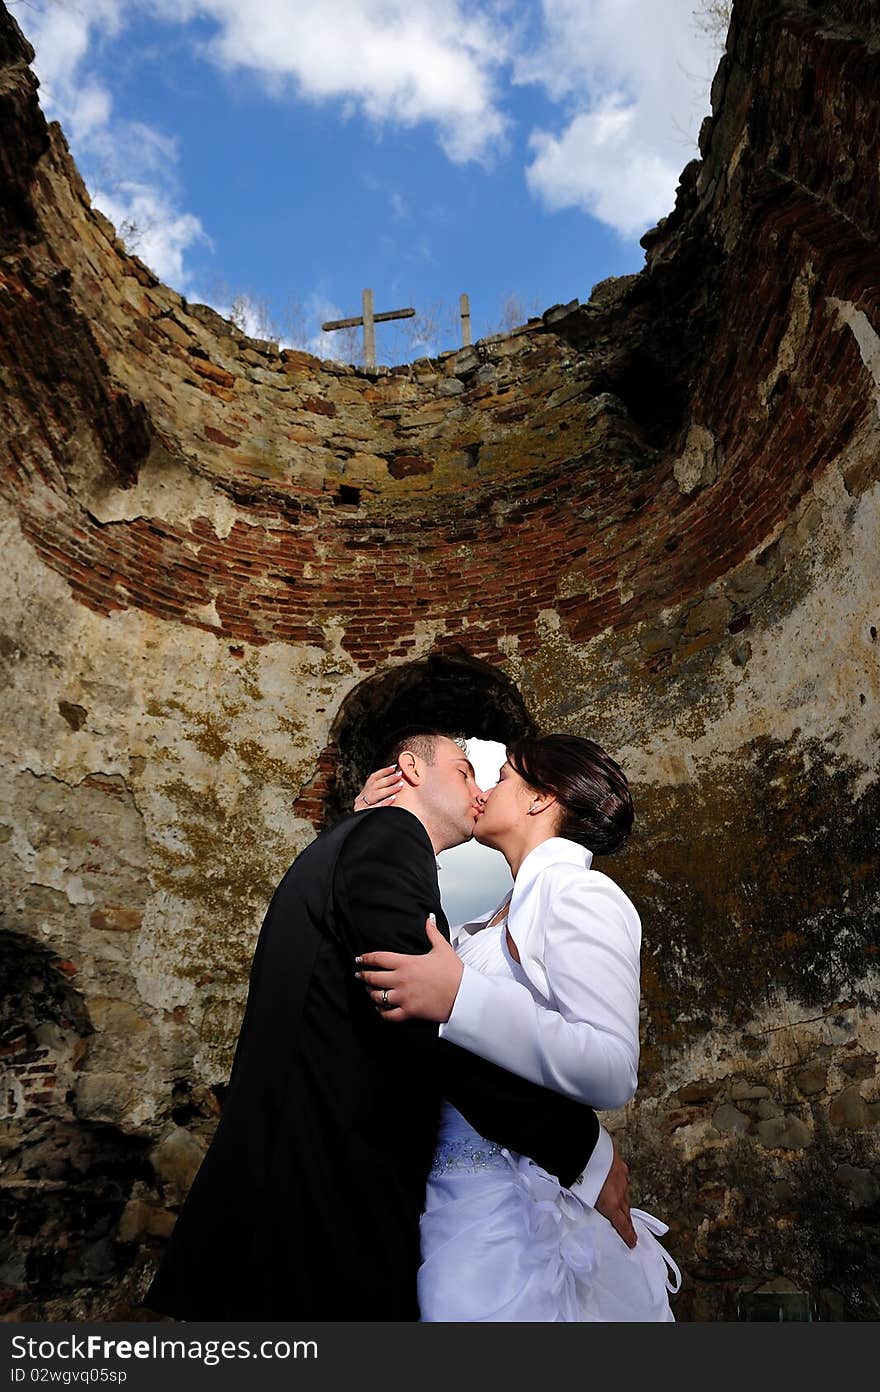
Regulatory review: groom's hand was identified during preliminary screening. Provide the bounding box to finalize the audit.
[595,1137,637,1248]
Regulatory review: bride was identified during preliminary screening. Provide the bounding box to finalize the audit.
[355,733,680,1322]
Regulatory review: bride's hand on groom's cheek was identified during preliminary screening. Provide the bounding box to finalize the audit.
[353,765,404,811]
[354,915,463,1022]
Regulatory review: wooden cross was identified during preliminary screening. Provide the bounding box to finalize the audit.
[460,293,472,347]
[322,289,415,371]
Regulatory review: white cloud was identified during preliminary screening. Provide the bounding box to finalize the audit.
[389,191,410,221]
[21,0,122,145]
[91,182,209,287]
[298,291,353,358]
[21,0,207,290]
[199,286,362,360]
[520,0,726,238]
[362,174,412,223]
[467,738,507,790]
[153,0,511,163]
[527,99,679,237]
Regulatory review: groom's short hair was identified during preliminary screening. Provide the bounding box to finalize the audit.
[380,727,465,768]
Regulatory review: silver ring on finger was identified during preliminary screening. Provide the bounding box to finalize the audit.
[381,987,390,1009]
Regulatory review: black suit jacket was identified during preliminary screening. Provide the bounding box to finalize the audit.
[146,808,600,1321]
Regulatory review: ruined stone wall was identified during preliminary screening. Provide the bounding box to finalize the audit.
[1,0,877,1320]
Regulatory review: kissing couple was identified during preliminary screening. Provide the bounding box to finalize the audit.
[147,728,680,1321]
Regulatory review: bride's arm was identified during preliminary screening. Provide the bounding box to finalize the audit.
[440,869,640,1111]
[356,866,640,1112]
[353,765,403,810]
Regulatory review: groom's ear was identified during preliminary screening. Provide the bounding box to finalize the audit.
[396,750,420,785]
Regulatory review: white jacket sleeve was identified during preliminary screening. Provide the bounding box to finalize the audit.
[439,867,640,1111]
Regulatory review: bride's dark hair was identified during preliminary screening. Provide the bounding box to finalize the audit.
[506,734,634,855]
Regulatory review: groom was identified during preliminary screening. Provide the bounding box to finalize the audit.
[146,729,628,1321]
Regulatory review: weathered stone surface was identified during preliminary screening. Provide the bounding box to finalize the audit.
[73,1073,135,1124]
[0,0,878,1323]
[754,1099,782,1121]
[829,1085,871,1131]
[117,1199,176,1244]
[673,1079,724,1105]
[684,596,732,637]
[89,906,143,933]
[150,1127,206,1201]
[840,1052,877,1081]
[712,1104,752,1135]
[755,1114,812,1149]
[794,1065,828,1096]
[673,423,723,495]
[833,1165,880,1209]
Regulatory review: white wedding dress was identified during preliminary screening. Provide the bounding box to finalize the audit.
[419,896,681,1322]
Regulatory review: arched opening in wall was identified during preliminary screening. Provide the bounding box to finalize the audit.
[0,928,93,1122]
[320,649,535,923]
[0,930,151,1312]
[325,649,535,822]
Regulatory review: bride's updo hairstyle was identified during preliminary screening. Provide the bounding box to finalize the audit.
[506,734,634,855]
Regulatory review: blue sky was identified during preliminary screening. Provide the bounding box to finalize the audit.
[17,0,726,362]
[438,739,512,925]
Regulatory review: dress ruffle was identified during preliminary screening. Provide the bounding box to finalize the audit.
[419,1140,679,1322]
[500,1150,597,1321]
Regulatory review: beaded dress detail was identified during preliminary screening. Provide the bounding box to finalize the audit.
[431,897,526,1179]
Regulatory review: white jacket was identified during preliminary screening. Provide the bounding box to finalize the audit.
[440,836,641,1114]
